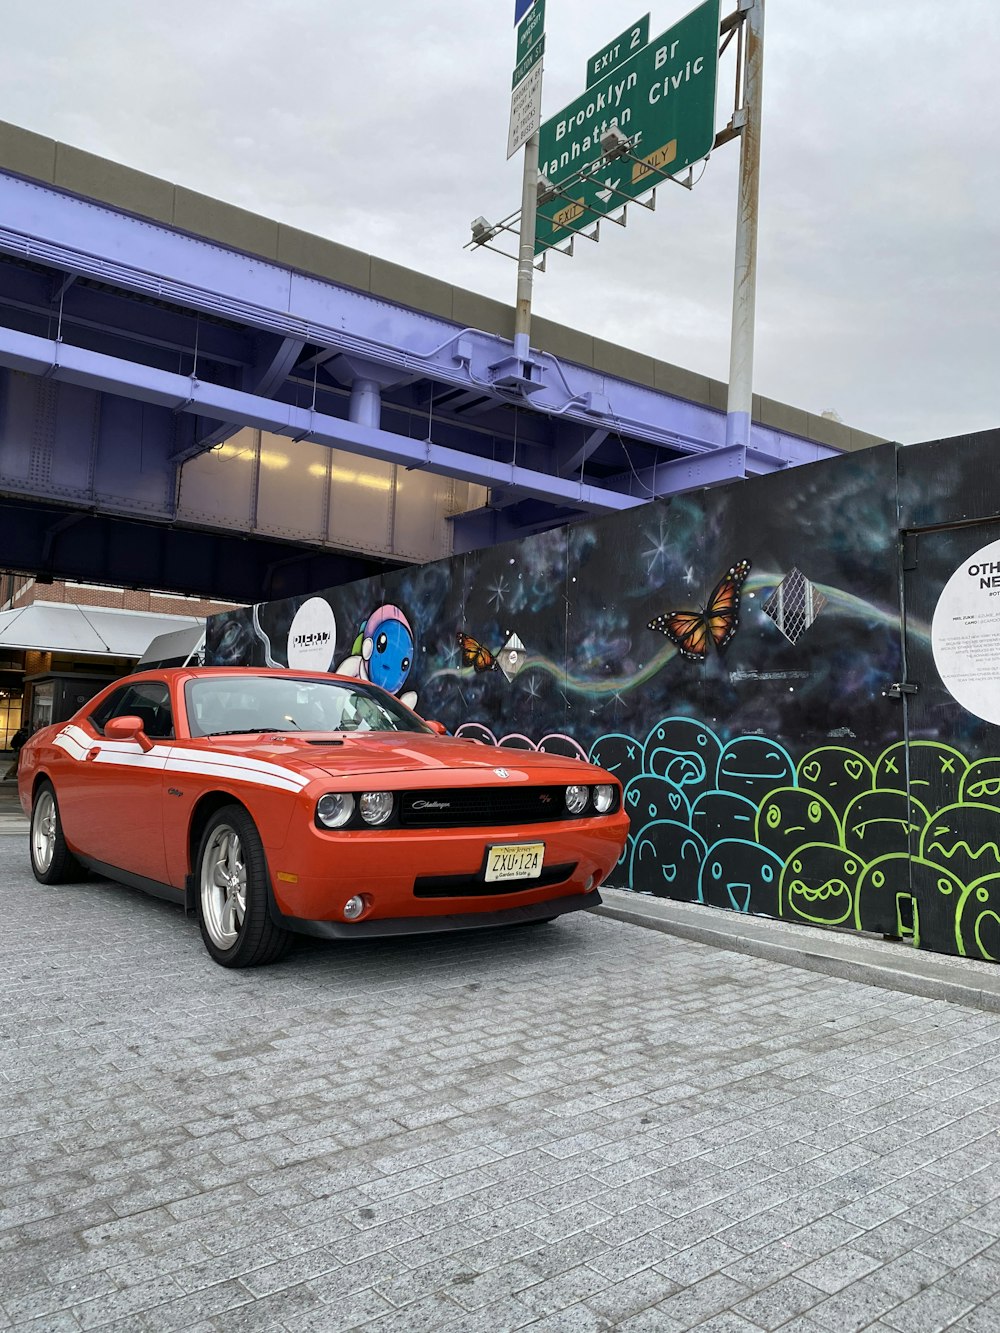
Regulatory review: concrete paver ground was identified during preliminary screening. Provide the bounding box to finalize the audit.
[2,809,1000,1331]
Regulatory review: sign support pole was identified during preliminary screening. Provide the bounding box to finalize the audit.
[725,0,764,450]
[514,131,540,361]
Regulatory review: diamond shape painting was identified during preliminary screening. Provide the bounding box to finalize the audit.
[762,568,828,645]
[498,633,527,681]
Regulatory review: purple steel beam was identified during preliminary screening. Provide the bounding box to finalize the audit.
[0,172,840,474]
[0,325,642,515]
[193,334,305,455]
[602,443,802,498]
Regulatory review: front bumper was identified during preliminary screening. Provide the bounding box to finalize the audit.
[272,888,603,938]
[265,813,628,923]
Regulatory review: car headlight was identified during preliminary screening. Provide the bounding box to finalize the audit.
[359,791,394,826]
[317,793,355,828]
[565,784,589,815]
[593,784,616,814]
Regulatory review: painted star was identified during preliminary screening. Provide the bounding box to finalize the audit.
[642,521,671,579]
[487,575,510,611]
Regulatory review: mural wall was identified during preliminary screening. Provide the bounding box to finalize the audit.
[206,431,1000,965]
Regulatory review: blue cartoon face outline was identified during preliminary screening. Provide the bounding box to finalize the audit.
[367,618,414,694]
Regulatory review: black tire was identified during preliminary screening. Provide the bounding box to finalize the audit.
[30,781,86,885]
[195,804,292,968]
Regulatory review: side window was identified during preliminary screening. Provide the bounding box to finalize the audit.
[90,681,174,740]
[88,687,130,735]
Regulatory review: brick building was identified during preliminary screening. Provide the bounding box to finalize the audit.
[0,574,238,746]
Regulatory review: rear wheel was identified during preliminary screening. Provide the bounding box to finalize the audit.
[196,805,291,968]
[30,781,85,884]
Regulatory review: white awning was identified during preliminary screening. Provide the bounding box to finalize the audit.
[0,602,205,658]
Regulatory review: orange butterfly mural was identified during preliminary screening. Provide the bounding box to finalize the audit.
[457,631,498,673]
[648,560,752,662]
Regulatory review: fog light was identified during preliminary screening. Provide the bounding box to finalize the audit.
[359,790,394,825]
[593,784,615,814]
[343,895,365,920]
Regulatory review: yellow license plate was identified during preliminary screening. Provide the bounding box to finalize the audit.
[485,842,545,883]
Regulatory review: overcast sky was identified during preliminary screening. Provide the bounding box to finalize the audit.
[1,1,995,444]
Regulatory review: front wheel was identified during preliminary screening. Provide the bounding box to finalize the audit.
[30,781,85,884]
[196,805,291,968]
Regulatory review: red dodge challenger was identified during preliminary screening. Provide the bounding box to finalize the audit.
[19,668,629,967]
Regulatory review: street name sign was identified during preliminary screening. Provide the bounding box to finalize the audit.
[586,15,650,88]
[513,35,545,89]
[535,0,719,252]
[517,0,545,64]
[508,59,544,159]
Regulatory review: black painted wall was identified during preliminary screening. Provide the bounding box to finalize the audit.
[208,431,1000,964]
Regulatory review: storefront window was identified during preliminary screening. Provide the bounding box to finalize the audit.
[0,688,23,748]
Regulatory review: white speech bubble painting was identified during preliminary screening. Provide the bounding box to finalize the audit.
[931,536,1000,726]
[286,597,336,671]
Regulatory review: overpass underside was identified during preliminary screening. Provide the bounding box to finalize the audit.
[0,146,853,601]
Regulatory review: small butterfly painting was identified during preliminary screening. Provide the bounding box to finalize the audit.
[648,560,752,661]
[457,632,498,673]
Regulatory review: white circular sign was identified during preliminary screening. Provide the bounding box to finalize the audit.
[931,536,1000,726]
[286,598,336,671]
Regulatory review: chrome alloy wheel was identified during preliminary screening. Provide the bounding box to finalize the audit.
[201,823,248,949]
[31,788,57,874]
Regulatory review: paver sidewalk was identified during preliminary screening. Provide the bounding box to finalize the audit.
[2,842,1000,1331]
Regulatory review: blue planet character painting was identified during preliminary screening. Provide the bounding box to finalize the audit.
[336,604,418,709]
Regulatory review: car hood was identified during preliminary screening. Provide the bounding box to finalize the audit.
[195,732,605,786]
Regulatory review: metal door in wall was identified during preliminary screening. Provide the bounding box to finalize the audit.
[898,517,1000,961]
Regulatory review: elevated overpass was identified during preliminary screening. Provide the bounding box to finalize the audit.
[0,120,881,602]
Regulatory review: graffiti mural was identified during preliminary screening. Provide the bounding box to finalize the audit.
[206,432,1000,965]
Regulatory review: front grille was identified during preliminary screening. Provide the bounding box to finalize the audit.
[399,786,568,829]
[414,863,576,898]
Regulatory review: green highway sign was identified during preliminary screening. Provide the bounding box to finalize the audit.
[516,0,545,64]
[535,0,719,254]
[586,15,649,88]
[512,34,545,89]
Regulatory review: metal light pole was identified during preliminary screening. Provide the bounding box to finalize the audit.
[725,0,764,449]
[514,132,540,362]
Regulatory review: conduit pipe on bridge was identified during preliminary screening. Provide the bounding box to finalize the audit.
[0,326,642,515]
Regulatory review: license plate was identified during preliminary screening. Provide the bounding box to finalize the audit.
[485,842,545,883]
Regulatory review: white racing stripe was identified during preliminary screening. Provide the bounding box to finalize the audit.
[166,755,304,793]
[52,727,309,794]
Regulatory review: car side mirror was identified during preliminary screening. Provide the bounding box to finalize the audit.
[105,714,155,752]
[424,719,448,736]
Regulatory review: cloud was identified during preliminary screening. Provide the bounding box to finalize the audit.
[0,0,995,445]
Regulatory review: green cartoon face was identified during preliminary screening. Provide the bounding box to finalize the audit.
[875,742,968,807]
[960,759,1000,808]
[855,854,964,947]
[843,790,930,861]
[780,844,862,926]
[957,876,1000,961]
[920,803,1000,888]
[756,787,841,857]
[796,747,873,813]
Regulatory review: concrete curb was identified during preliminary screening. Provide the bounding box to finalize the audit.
[594,888,1000,1015]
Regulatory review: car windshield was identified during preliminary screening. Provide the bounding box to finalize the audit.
[185,676,430,738]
